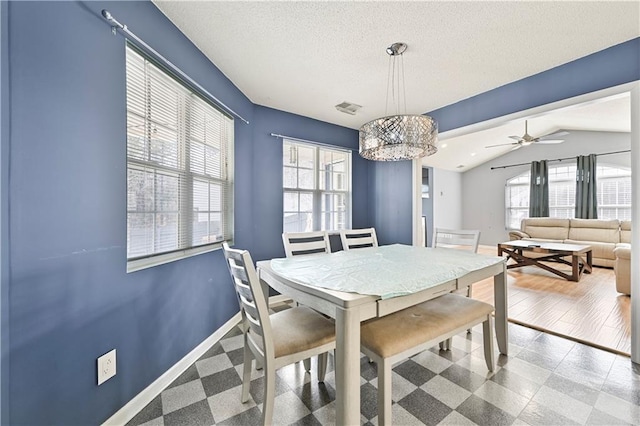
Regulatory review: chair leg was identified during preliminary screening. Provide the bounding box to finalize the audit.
[317,352,328,382]
[377,358,393,426]
[482,315,495,372]
[241,344,252,403]
[303,357,311,373]
[262,362,276,425]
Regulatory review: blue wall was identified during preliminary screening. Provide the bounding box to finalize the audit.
[1,1,10,423]
[369,161,413,246]
[3,1,366,424]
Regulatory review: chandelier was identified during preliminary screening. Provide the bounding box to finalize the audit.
[359,43,438,161]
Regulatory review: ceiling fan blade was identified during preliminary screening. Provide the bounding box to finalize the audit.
[486,142,518,148]
[511,144,522,151]
[538,131,569,140]
[508,135,522,141]
[536,139,564,144]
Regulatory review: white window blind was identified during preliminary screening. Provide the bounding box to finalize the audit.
[126,46,234,269]
[283,140,351,232]
[597,166,632,220]
[505,163,631,229]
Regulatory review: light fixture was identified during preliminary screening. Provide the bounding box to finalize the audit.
[359,42,438,161]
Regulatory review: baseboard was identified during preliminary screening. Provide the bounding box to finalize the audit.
[103,295,292,426]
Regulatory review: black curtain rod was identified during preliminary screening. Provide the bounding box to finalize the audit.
[490,149,631,170]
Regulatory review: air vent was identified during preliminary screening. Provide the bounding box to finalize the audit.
[335,102,362,115]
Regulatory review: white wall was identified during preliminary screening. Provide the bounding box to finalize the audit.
[461,130,631,245]
[432,167,462,232]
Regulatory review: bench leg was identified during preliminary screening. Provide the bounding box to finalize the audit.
[483,315,495,372]
[377,358,393,426]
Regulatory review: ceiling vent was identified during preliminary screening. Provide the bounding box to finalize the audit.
[335,102,362,115]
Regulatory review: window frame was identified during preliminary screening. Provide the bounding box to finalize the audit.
[283,139,352,233]
[504,162,631,230]
[126,45,234,272]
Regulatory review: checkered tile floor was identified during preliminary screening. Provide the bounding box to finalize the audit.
[127,309,640,425]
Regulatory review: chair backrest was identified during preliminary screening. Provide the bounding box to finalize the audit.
[433,228,481,253]
[340,228,378,251]
[222,243,273,360]
[282,231,330,257]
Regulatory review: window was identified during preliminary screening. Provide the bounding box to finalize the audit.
[505,163,631,229]
[126,46,234,270]
[283,140,351,232]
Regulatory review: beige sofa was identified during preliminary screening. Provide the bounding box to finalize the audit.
[509,218,632,294]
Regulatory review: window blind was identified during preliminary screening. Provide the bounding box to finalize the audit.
[126,46,234,265]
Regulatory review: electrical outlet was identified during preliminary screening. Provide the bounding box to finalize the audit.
[97,349,117,385]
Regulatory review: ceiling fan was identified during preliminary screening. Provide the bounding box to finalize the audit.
[485,121,569,150]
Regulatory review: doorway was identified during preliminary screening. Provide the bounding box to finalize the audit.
[412,82,639,361]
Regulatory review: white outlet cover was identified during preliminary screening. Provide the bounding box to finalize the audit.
[97,349,117,385]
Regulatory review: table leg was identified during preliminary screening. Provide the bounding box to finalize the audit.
[335,306,361,425]
[494,263,509,355]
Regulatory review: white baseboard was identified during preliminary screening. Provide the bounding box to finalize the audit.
[103,312,241,425]
[103,295,291,426]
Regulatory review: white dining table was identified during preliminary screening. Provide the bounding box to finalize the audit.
[257,244,508,425]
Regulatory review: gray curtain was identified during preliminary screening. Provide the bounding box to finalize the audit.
[529,160,549,217]
[575,154,598,219]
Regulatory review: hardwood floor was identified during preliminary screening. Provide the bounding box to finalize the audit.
[472,245,631,355]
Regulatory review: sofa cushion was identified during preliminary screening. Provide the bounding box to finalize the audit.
[564,239,616,260]
[620,221,632,244]
[522,237,565,244]
[568,219,620,244]
[522,218,570,240]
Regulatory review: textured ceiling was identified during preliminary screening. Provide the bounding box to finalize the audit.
[153,1,639,168]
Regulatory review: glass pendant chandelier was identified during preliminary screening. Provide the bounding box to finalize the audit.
[359,42,438,161]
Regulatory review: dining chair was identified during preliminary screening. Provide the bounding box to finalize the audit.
[282,230,332,369]
[222,243,336,425]
[340,227,378,250]
[433,228,481,253]
[282,231,330,257]
[433,228,482,345]
[360,293,495,426]
[433,227,481,299]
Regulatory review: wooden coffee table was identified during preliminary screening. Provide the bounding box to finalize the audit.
[498,240,593,282]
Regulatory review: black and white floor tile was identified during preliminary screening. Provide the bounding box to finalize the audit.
[127,315,640,426]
